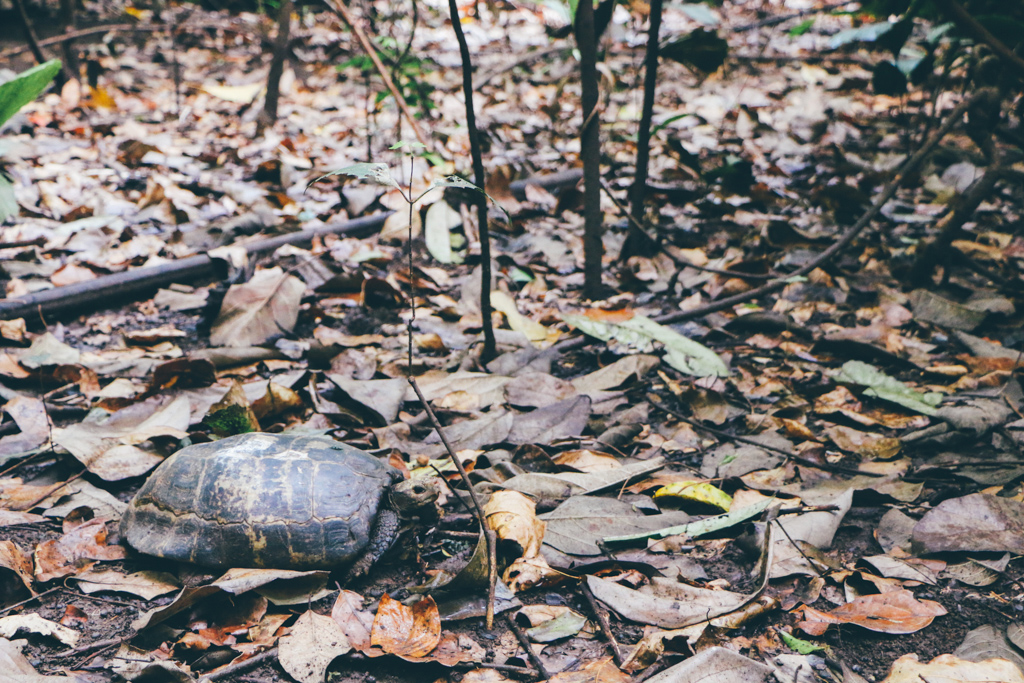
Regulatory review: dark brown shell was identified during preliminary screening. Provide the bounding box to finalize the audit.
[119,433,401,569]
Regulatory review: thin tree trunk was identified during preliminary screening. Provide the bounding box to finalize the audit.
[12,0,49,67]
[258,0,293,135]
[575,0,603,299]
[59,0,80,82]
[625,0,662,258]
[446,0,496,362]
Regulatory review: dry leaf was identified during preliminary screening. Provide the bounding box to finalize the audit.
[797,589,946,635]
[211,267,305,347]
[484,490,546,559]
[370,594,441,658]
[278,610,351,683]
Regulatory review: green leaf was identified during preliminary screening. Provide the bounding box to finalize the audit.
[390,140,426,151]
[603,497,774,543]
[778,629,824,654]
[423,175,511,222]
[309,162,399,189]
[0,174,17,223]
[833,360,941,416]
[829,22,897,49]
[677,3,719,26]
[650,112,694,137]
[0,59,62,129]
[562,313,728,377]
[789,19,814,37]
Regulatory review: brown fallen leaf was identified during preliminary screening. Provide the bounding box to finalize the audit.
[797,589,946,635]
[210,266,306,347]
[33,518,126,582]
[484,490,546,560]
[370,594,441,658]
[547,656,630,683]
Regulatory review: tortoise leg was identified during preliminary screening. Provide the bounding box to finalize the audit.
[342,508,400,584]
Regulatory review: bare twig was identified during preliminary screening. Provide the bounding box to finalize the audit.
[408,377,497,629]
[505,614,551,680]
[648,393,882,477]
[580,580,625,667]
[11,0,50,66]
[256,0,294,135]
[322,0,430,149]
[625,0,662,259]
[932,0,1024,79]
[198,647,278,683]
[0,587,61,616]
[15,470,86,511]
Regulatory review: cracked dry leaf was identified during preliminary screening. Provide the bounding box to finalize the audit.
[211,266,306,347]
[485,490,546,559]
[912,493,1024,555]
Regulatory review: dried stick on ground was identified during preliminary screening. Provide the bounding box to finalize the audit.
[408,378,498,629]
[932,0,1024,79]
[911,95,1004,285]
[651,88,998,327]
[558,89,995,349]
[322,0,430,150]
[446,0,496,363]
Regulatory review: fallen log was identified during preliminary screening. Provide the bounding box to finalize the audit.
[0,212,392,323]
[0,168,586,324]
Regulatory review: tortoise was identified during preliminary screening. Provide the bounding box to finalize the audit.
[119,432,439,580]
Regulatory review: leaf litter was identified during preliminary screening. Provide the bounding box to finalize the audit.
[0,0,1024,681]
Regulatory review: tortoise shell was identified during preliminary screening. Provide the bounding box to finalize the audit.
[119,432,403,570]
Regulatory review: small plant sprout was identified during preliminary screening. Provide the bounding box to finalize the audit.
[310,145,508,371]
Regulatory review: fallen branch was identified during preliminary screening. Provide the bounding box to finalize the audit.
[0,20,278,62]
[321,0,430,150]
[933,0,1024,79]
[408,377,498,630]
[648,393,884,478]
[505,614,552,680]
[0,212,392,323]
[198,647,278,683]
[911,97,1004,285]
[554,91,994,351]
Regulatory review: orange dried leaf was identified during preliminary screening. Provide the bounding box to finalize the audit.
[370,594,441,658]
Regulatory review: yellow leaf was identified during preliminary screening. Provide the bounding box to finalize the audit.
[490,291,553,344]
[654,481,732,512]
[88,86,116,110]
[202,82,264,104]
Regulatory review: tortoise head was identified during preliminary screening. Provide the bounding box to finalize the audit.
[389,477,441,516]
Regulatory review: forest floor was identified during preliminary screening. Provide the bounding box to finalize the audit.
[0,0,1023,682]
